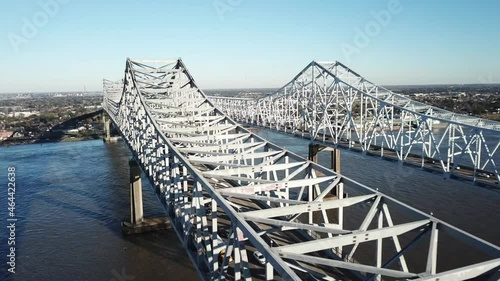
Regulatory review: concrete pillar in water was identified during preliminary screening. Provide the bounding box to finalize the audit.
[121,159,170,234]
[103,114,111,142]
[308,143,320,163]
[331,148,341,174]
[129,159,144,224]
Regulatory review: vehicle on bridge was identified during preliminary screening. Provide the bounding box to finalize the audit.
[253,250,266,265]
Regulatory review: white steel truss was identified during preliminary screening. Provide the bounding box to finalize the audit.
[208,61,500,187]
[103,58,500,281]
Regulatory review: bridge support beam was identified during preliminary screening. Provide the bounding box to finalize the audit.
[121,159,170,234]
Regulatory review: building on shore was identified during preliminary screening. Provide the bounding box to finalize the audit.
[0,131,13,141]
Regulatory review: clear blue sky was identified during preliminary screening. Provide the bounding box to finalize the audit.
[1,0,499,93]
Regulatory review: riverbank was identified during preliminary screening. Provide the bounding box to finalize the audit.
[0,135,103,147]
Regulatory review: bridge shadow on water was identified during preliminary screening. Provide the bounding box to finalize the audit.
[33,180,197,279]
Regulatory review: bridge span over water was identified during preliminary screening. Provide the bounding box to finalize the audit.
[208,61,500,188]
[102,58,500,280]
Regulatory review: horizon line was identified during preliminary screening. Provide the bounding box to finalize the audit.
[1,82,500,95]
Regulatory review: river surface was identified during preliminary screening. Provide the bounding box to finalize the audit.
[0,128,499,280]
[0,140,198,281]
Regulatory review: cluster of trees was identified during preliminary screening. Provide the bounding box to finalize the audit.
[1,96,103,136]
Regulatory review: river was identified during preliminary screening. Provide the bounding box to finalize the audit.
[0,140,198,281]
[0,129,498,280]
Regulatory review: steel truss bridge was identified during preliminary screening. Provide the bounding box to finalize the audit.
[208,61,500,187]
[102,58,500,281]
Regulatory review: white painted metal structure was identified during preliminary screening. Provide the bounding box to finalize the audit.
[208,61,500,187]
[103,58,500,281]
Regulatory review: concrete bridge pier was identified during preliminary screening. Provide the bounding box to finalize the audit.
[308,144,343,200]
[102,114,119,143]
[308,144,340,172]
[129,159,143,224]
[103,114,111,142]
[331,148,340,174]
[308,143,345,235]
[308,143,341,175]
[121,159,170,234]
[308,143,320,164]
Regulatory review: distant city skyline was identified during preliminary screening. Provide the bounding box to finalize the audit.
[1,0,499,93]
[2,82,500,95]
